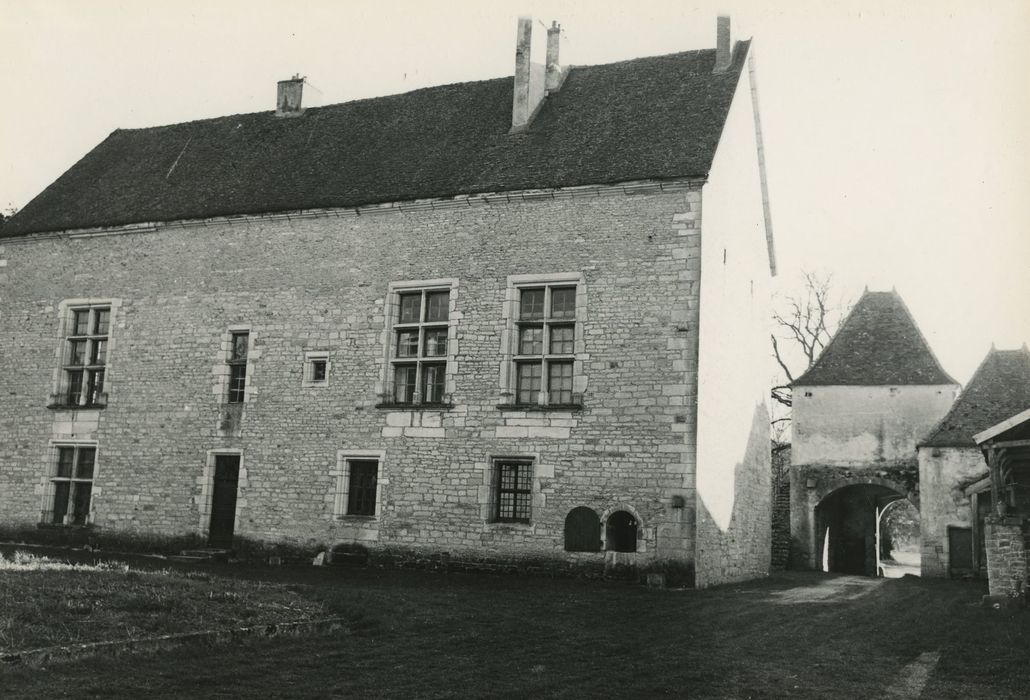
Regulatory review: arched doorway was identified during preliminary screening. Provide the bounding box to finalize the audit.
[605,510,638,552]
[815,484,919,577]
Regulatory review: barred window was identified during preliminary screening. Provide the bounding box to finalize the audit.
[494,460,533,523]
[515,285,576,405]
[45,446,96,526]
[390,288,450,405]
[64,306,109,407]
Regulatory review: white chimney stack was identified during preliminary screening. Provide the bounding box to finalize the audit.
[545,21,563,91]
[510,17,549,133]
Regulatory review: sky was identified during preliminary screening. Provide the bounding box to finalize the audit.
[1,0,1028,385]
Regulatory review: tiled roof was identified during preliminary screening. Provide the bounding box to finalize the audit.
[792,290,957,387]
[920,347,1030,448]
[2,42,750,238]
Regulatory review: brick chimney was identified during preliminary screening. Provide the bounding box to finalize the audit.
[510,17,547,132]
[713,16,732,73]
[545,21,563,91]
[276,75,305,117]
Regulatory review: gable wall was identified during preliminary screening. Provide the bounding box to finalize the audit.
[0,189,704,571]
[693,52,774,587]
[918,445,986,577]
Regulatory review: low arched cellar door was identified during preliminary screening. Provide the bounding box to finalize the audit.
[606,510,638,553]
[564,507,601,552]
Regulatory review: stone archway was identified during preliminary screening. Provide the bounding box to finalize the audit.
[814,483,918,577]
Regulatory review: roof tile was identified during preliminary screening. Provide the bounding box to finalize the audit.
[3,43,750,237]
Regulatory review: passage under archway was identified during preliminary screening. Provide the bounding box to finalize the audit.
[606,510,638,553]
[815,484,918,577]
[564,507,601,552]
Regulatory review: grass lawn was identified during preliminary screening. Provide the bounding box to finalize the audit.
[2,549,1028,698]
[0,550,332,652]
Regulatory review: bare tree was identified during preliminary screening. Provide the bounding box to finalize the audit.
[770,271,851,440]
[0,206,18,228]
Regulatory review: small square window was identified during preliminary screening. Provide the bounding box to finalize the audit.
[312,360,327,382]
[303,351,331,387]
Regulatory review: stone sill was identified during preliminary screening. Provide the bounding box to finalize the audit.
[496,403,583,413]
[374,403,454,411]
[46,403,106,411]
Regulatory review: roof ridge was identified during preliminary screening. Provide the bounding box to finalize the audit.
[112,46,732,135]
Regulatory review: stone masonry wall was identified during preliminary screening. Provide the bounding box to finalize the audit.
[0,188,704,572]
[984,518,1029,597]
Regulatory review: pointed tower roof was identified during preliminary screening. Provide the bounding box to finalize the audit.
[793,290,957,387]
[920,347,1030,448]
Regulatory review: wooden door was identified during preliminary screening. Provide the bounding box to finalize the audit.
[208,455,240,548]
[948,526,974,577]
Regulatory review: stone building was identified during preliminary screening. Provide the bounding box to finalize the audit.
[789,290,959,574]
[0,17,775,586]
[918,346,1030,578]
[974,407,1030,598]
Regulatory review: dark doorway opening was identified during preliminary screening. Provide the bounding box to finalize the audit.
[564,507,601,552]
[208,455,240,548]
[606,510,638,553]
[815,484,917,577]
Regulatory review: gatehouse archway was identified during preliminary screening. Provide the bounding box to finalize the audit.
[815,483,919,577]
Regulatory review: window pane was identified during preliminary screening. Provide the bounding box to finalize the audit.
[90,339,107,365]
[57,448,75,478]
[496,462,532,522]
[396,330,419,358]
[548,362,574,404]
[520,289,545,320]
[71,482,93,525]
[393,365,417,404]
[516,362,542,404]
[424,292,448,322]
[72,310,90,336]
[549,325,574,354]
[69,340,87,366]
[398,293,421,323]
[87,370,105,405]
[550,287,576,319]
[66,370,84,405]
[52,482,70,524]
[231,333,249,361]
[423,329,447,357]
[519,327,543,355]
[347,461,378,516]
[76,449,96,479]
[311,360,327,382]
[229,364,247,403]
[422,363,446,404]
[93,309,110,335]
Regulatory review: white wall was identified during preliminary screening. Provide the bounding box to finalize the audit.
[694,48,773,585]
[793,385,957,466]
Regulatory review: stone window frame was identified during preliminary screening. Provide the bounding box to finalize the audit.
[332,449,387,520]
[481,453,543,527]
[376,278,459,409]
[41,439,100,527]
[49,298,122,410]
[198,448,247,537]
[302,350,331,388]
[498,273,587,409]
[213,326,255,434]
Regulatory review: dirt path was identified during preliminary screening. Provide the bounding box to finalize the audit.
[768,574,885,604]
